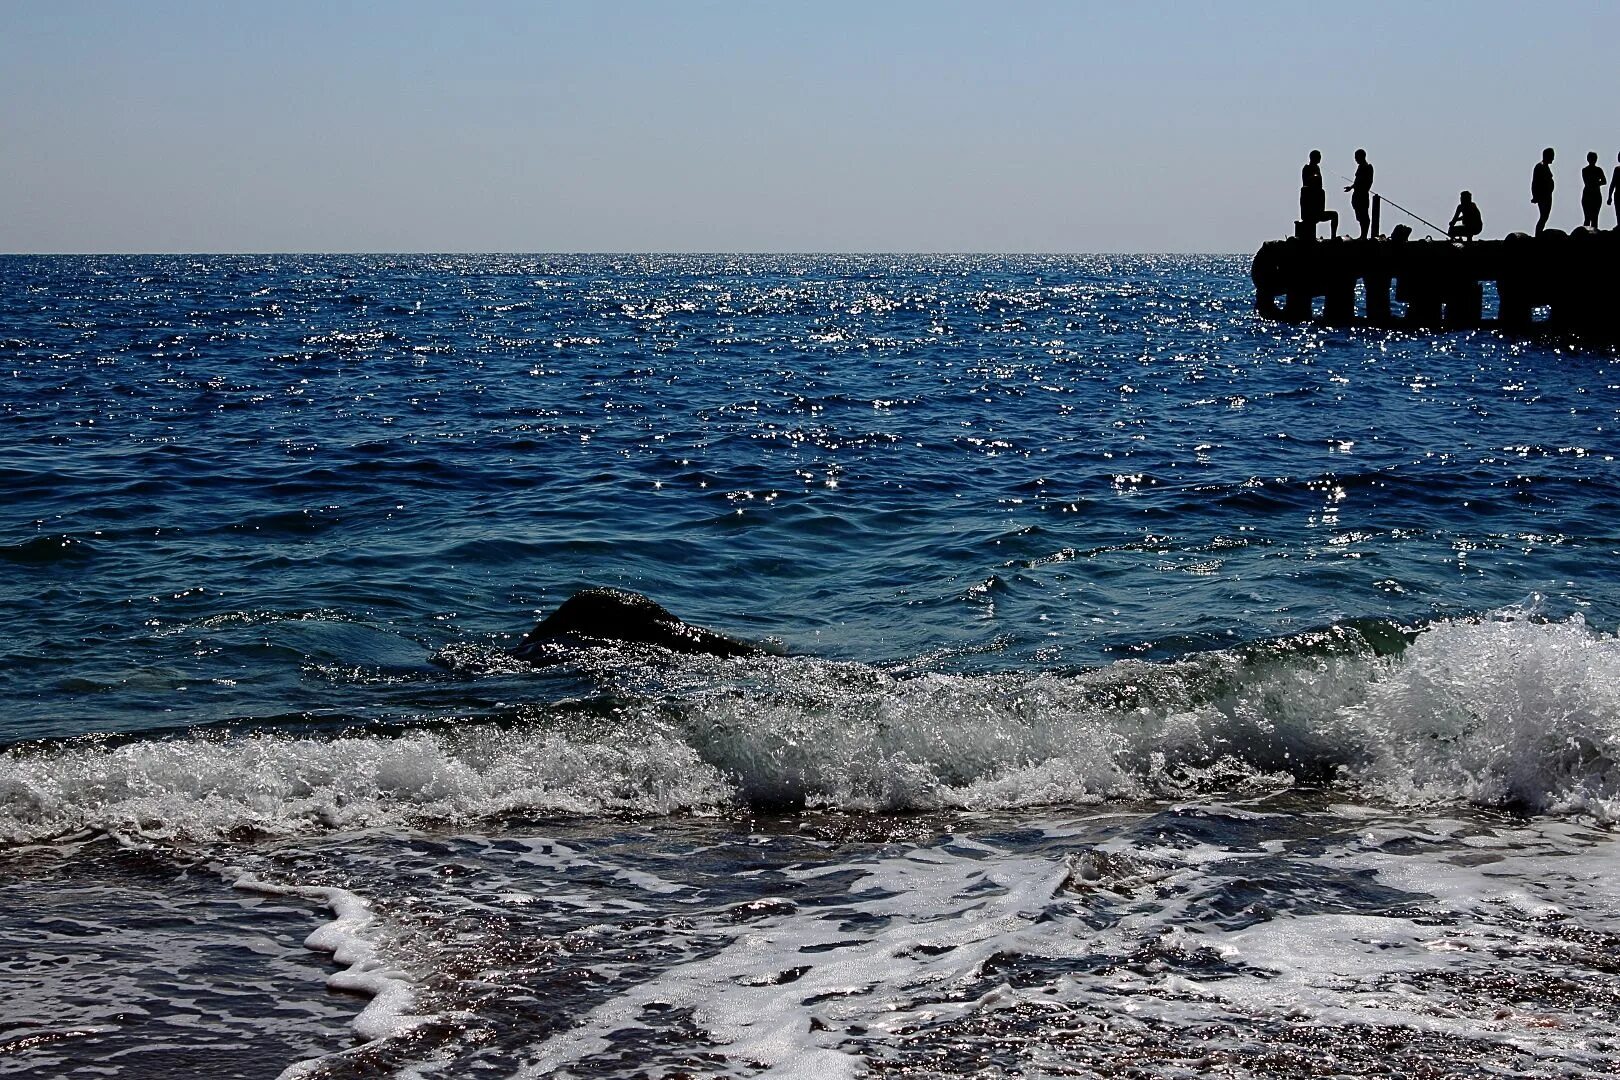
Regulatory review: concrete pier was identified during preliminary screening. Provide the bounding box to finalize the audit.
[1250,228,1616,335]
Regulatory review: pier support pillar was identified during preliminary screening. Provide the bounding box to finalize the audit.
[1497,232,1536,330]
[1284,289,1313,322]
[1364,275,1392,324]
[1498,284,1532,330]
[1324,278,1355,325]
[1401,280,1442,329]
[1444,282,1483,329]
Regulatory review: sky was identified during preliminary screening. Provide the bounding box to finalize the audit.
[1,0,1614,253]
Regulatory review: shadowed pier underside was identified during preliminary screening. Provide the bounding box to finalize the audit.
[1251,228,1617,335]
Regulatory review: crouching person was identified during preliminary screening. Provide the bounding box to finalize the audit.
[1448,191,1483,241]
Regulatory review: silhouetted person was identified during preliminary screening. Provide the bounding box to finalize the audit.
[1344,149,1374,239]
[1610,152,1620,229]
[1581,151,1606,229]
[1531,147,1555,235]
[1300,150,1338,239]
[1448,191,1482,241]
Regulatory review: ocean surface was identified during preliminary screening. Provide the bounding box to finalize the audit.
[2,254,1618,1078]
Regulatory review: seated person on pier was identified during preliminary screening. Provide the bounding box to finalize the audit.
[1448,191,1482,241]
[1299,150,1339,238]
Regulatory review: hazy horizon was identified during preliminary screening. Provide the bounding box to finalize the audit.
[3,0,1613,255]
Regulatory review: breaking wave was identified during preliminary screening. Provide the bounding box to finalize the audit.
[3,611,1617,844]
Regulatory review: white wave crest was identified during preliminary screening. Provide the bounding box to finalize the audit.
[2,613,1616,843]
[0,728,734,844]
[1350,612,1620,818]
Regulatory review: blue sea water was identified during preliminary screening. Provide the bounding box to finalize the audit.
[2,255,1619,1078]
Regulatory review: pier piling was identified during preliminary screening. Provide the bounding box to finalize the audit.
[1251,230,1616,337]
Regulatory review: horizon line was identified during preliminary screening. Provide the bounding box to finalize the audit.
[0,249,1247,258]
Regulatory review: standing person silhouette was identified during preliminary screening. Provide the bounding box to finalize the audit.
[1344,149,1374,239]
[1531,148,1555,235]
[1610,152,1620,229]
[1581,151,1606,229]
[1300,150,1338,239]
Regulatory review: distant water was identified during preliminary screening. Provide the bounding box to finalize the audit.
[3,255,1618,1078]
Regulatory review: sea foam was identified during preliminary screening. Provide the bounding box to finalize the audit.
[233,877,424,1077]
[2,613,1616,845]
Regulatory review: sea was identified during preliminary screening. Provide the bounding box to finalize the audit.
[2,254,1618,1079]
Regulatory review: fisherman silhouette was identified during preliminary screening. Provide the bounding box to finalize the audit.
[1447,191,1482,241]
[1610,152,1620,230]
[1300,150,1338,239]
[1531,148,1555,235]
[1581,151,1606,230]
[1344,149,1374,239]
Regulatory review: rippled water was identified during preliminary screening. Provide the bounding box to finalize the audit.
[2,255,1618,1078]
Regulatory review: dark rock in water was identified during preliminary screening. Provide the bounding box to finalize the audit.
[512,587,763,664]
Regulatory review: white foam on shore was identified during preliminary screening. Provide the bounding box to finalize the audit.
[516,838,1075,1079]
[2,612,1616,844]
[233,876,425,1077]
[512,809,1620,1078]
[1077,813,1620,1069]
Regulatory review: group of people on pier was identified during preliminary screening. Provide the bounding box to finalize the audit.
[1530,148,1618,235]
[1298,149,1620,241]
[1299,149,1384,241]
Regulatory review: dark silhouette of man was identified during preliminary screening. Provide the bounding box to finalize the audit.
[1300,150,1338,239]
[1610,152,1620,229]
[1531,148,1555,235]
[1448,191,1483,241]
[1581,151,1606,229]
[1344,149,1374,239]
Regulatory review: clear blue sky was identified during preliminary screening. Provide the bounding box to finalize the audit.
[1,1,1613,253]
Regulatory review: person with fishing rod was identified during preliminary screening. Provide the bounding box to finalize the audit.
[1341,168,1450,239]
[1343,149,1374,239]
[1447,191,1483,241]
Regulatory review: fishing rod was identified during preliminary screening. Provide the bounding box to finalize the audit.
[1340,175,1447,236]
[1372,191,1448,237]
